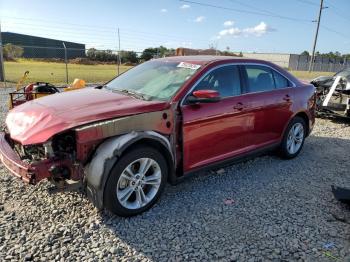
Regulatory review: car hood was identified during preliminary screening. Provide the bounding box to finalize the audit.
[310,76,334,87]
[6,88,168,145]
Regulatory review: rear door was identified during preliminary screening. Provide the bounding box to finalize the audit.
[181,65,255,171]
[241,64,294,146]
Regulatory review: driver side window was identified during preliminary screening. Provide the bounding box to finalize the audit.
[194,65,241,97]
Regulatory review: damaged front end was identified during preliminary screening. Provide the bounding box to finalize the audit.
[0,107,176,195]
[312,75,350,118]
[0,130,84,186]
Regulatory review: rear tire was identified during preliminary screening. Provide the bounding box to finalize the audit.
[279,116,306,159]
[104,146,168,217]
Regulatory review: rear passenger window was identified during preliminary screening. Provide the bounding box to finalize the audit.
[195,65,241,97]
[244,65,275,93]
[273,71,290,88]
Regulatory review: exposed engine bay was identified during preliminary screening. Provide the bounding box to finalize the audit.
[10,131,76,164]
[311,68,350,118]
[6,130,80,187]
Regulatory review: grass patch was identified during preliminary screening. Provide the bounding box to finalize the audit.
[289,70,333,81]
[4,59,132,85]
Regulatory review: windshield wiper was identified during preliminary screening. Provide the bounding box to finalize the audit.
[116,89,148,100]
[95,84,108,89]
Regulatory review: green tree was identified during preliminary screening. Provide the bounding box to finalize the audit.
[158,46,168,57]
[3,43,24,60]
[120,51,139,64]
[86,48,97,60]
[141,47,159,61]
[300,50,309,56]
[87,48,117,62]
[140,46,174,61]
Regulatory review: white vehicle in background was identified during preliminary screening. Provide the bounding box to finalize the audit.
[311,68,350,118]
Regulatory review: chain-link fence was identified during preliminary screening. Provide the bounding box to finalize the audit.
[289,54,350,72]
[238,52,350,73]
[0,45,146,86]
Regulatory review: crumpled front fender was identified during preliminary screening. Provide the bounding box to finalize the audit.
[85,131,173,209]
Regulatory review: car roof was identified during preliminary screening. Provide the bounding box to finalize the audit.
[157,55,302,86]
[157,55,263,65]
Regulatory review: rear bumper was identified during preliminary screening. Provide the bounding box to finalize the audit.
[0,132,34,184]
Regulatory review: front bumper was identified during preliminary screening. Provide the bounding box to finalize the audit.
[0,132,84,185]
[0,132,35,183]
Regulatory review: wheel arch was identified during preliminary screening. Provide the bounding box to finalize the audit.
[85,131,175,209]
[280,110,311,145]
[293,111,310,136]
[123,138,175,183]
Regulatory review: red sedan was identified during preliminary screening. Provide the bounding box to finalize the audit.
[0,56,315,216]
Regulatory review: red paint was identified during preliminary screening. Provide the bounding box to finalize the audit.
[0,133,32,183]
[193,90,220,98]
[6,88,168,145]
[0,56,315,184]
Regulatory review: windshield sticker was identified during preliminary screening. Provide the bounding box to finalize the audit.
[177,62,201,70]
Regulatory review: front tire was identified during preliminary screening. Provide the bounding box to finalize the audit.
[279,116,306,159]
[104,146,168,217]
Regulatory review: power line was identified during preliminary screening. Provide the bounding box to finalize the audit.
[2,16,210,43]
[1,24,204,51]
[296,0,350,22]
[321,25,349,39]
[2,20,212,50]
[184,0,349,41]
[295,0,319,7]
[179,0,313,22]
[228,0,284,16]
[1,15,116,31]
[324,1,350,22]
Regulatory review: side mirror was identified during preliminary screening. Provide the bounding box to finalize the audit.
[187,89,221,104]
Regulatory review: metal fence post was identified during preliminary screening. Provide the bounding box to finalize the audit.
[0,22,6,87]
[117,28,121,76]
[0,43,4,84]
[296,55,300,71]
[62,42,69,84]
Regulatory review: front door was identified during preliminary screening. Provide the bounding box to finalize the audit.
[181,65,255,172]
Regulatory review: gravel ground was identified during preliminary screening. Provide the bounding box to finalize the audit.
[0,87,350,261]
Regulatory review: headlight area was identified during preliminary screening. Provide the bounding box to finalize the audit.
[49,131,84,186]
[10,131,84,186]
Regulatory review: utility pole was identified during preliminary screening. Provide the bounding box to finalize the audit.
[117,28,121,75]
[0,21,5,85]
[308,0,326,72]
[62,42,69,84]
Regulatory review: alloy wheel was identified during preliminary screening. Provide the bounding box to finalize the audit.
[286,122,304,155]
[116,158,162,210]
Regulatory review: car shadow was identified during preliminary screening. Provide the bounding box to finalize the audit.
[98,135,350,260]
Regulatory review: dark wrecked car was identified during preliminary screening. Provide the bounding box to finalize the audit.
[0,56,315,216]
[311,68,350,118]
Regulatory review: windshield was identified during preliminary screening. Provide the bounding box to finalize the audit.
[105,60,201,101]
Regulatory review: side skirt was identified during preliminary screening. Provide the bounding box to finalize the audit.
[172,142,280,185]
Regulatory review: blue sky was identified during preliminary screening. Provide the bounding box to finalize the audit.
[0,0,349,54]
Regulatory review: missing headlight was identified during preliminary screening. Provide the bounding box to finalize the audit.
[52,131,76,157]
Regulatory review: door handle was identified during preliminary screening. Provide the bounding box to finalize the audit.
[233,102,244,111]
[283,94,291,102]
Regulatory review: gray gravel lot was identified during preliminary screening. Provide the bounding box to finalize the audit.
[0,87,350,261]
